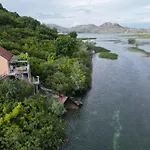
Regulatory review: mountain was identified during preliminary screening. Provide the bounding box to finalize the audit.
[94,22,125,33]
[70,24,98,33]
[47,24,68,33]
[47,22,150,33]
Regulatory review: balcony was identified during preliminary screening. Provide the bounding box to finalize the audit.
[9,59,30,76]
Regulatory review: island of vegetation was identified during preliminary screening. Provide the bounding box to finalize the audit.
[78,37,97,40]
[99,52,118,59]
[122,33,150,39]
[83,40,118,60]
[0,3,93,149]
[128,38,150,57]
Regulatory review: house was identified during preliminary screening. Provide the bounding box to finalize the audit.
[0,47,32,83]
[0,46,13,76]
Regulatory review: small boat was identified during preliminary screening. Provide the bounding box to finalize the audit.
[74,101,83,108]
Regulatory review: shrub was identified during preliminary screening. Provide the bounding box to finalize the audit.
[128,38,136,44]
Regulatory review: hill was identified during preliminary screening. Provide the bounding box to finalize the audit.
[70,24,98,33]
[0,3,92,95]
[47,24,69,33]
[94,22,125,33]
[47,22,150,33]
[0,3,92,149]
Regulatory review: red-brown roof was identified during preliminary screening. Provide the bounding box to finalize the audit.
[0,47,13,61]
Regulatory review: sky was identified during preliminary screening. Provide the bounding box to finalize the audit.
[0,0,150,28]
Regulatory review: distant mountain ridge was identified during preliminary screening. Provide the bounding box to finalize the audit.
[47,22,150,33]
[47,24,68,33]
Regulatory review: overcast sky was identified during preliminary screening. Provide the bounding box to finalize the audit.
[0,0,150,28]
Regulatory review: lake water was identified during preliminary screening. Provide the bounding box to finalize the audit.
[61,34,150,150]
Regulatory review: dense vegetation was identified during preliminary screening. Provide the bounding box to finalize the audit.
[84,41,110,53]
[84,40,118,60]
[0,4,92,96]
[0,79,66,150]
[0,3,93,149]
[94,46,110,53]
[99,52,118,59]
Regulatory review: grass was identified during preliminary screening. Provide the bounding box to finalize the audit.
[78,37,97,40]
[101,39,122,43]
[94,46,110,53]
[128,47,150,57]
[99,52,118,60]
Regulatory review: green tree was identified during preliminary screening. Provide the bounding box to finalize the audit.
[55,35,79,56]
[0,96,65,150]
[0,79,65,150]
[128,38,136,44]
[68,31,77,38]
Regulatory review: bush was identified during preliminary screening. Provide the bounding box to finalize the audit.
[99,52,118,60]
[68,31,77,38]
[128,38,136,44]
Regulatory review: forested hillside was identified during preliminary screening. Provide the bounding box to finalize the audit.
[0,3,92,96]
[0,3,92,149]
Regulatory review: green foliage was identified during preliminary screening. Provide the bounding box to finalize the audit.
[0,4,93,149]
[94,46,110,53]
[84,41,110,53]
[18,52,28,60]
[55,35,79,57]
[44,56,90,95]
[128,38,136,44]
[68,31,77,38]
[84,41,96,50]
[0,3,92,95]
[78,37,96,40]
[0,80,65,150]
[99,52,118,59]
[0,79,33,102]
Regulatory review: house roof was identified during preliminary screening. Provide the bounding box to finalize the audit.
[0,47,13,61]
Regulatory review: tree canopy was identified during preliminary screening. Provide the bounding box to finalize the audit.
[0,3,93,149]
[0,3,92,95]
[0,79,65,150]
[68,31,77,38]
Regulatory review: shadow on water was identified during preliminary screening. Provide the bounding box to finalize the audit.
[61,34,150,150]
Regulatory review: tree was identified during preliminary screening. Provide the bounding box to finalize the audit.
[55,35,79,56]
[68,31,77,38]
[128,38,136,44]
[0,79,65,150]
[0,95,65,150]
[0,79,33,103]
[128,38,139,48]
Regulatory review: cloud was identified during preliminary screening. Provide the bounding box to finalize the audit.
[0,0,150,28]
[65,0,112,7]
